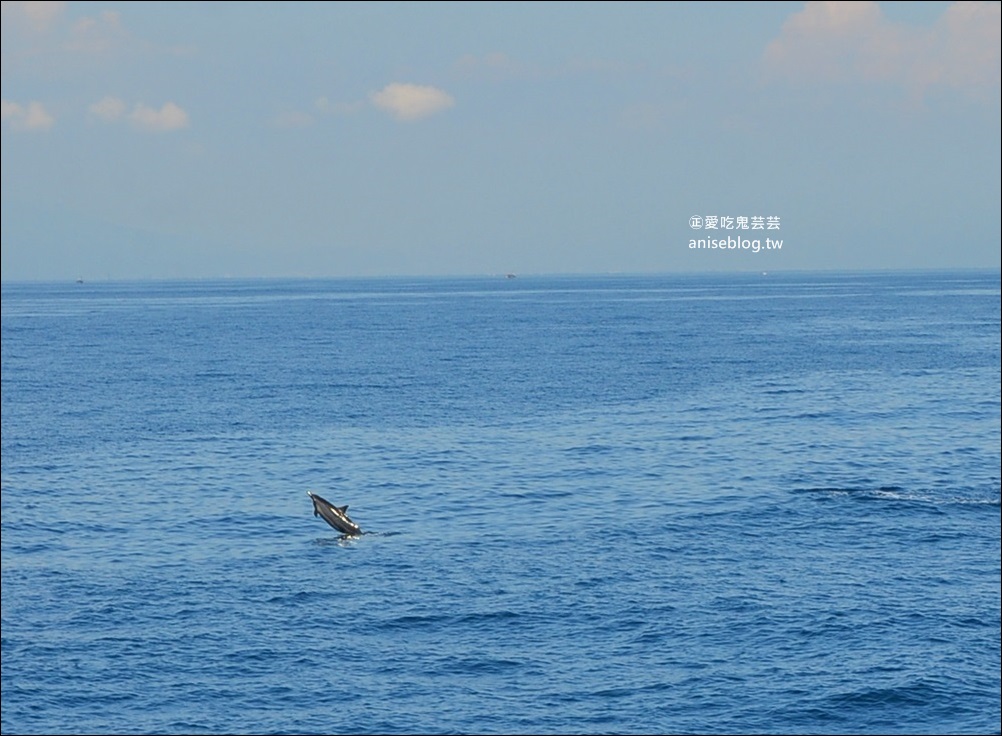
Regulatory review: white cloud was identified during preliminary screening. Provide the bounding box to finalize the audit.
[22,101,54,129]
[88,95,127,122]
[764,1,1001,100]
[129,102,189,132]
[2,2,126,54]
[370,83,455,121]
[1,100,20,122]
[1,99,54,131]
[66,9,125,54]
[932,1,1002,93]
[765,1,885,82]
[1,1,67,32]
[87,98,190,132]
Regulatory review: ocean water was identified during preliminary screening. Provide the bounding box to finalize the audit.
[1,270,999,735]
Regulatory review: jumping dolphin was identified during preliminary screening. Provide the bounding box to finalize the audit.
[307,491,362,536]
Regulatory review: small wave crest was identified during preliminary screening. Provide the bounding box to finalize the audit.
[793,484,1000,509]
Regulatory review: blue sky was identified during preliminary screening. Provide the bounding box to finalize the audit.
[2,1,1000,280]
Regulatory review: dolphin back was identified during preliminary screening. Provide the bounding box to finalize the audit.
[307,491,362,536]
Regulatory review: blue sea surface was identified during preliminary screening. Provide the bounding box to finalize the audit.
[2,270,1000,735]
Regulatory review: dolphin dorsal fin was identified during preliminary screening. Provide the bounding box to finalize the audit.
[337,505,348,513]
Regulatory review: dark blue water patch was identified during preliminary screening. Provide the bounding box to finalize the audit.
[3,271,999,735]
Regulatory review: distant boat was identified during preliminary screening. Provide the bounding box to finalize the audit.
[75,278,84,284]
[505,273,517,279]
